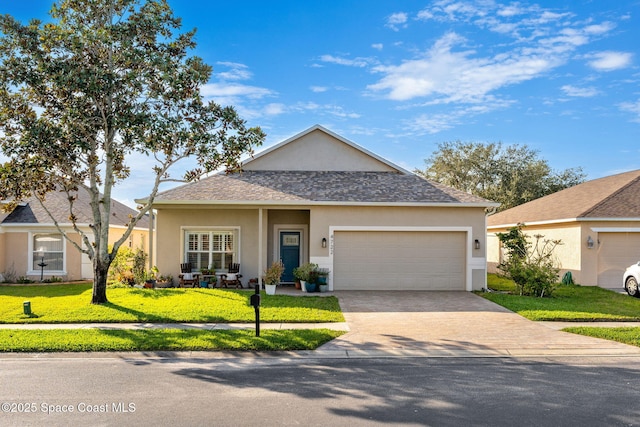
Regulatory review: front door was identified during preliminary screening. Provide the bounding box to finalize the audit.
[280,231,301,283]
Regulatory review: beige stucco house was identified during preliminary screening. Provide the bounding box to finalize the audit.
[0,189,149,282]
[144,125,496,291]
[487,170,640,288]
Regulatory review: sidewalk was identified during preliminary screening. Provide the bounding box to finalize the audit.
[0,322,349,331]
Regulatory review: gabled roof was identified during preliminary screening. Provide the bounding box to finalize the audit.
[244,124,411,174]
[487,169,640,227]
[2,188,148,228]
[145,125,497,208]
[151,170,493,206]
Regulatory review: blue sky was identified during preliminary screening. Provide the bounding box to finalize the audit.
[3,0,640,207]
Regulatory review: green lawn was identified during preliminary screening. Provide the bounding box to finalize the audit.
[562,327,640,348]
[482,274,640,348]
[0,328,344,352]
[481,274,640,321]
[0,284,344,324]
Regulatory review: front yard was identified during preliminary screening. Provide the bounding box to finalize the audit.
[481,274,640,321]
[0,283,344,323]
[0,284,345,352]
[482,273,640,348]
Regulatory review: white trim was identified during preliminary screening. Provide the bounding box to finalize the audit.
[590,227,640,233]
[179,226,241,271]
[148,200,498,208]
[27,231,67,276]
[329,226,473,291]
[488,217,640,230]
[2,223,148,231]
[581,218,640,222]
[488,218,579,229]
[273,224,308,282]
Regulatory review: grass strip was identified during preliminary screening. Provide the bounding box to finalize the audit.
[562,327,640,348]
[0,285,344,324]
[0,328,345,352]
[480,275,640,321]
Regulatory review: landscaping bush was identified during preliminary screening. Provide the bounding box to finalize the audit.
[496,223,561,297]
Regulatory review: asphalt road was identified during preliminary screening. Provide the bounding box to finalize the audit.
[1,354,640,426]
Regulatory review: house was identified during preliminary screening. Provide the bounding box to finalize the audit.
[0,189,149,282]
[144,125,497,291]
[487,169,640,288]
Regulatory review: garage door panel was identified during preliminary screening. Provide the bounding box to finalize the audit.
[333,231,466,291]
[598,232,640,287]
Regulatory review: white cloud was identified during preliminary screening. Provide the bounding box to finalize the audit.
[371,43,384,51]
[263,103,286,116]
[386,12,408,31]
[215,62,253,81]
[587,51,633,71]
[584,21,616,35]
[310,86,328,93]
[367,2,619,108]
[619,99,640,122]
[319,54,372,68]
[497,5,525,17]
[406,101,510,134]
[367,32,557,103]
[201,83,275,100]
[561,85,599,98]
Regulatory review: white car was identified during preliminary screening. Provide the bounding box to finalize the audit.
[623,262,640,297]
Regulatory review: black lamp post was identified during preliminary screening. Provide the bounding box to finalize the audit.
[37,251,47,282]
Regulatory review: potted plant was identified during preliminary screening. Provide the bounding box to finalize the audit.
[316,268,329,292]
[264,260,285,295]
[156,274,174,288]
[294,262,317,293]
[143,266,159,288]
[305,269,318,293]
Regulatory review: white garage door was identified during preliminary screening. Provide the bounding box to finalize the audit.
[333,231,466,290]
[598,232,640,288]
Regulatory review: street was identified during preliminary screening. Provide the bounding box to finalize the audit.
[1,354,640,426]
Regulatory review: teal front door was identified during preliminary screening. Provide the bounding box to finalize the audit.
[280,231,301,283]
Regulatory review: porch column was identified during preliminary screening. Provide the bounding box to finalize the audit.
[258,208,263,286]
[148,208,154,270]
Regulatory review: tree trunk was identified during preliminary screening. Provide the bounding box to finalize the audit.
[91,261,109,304]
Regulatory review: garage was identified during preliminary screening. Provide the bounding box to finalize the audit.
[332,230,467,290]
[597,232,640,288]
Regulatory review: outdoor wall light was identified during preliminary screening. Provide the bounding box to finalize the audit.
[586,235,594,249]
[474,239,480,250]
[322,238,327,248]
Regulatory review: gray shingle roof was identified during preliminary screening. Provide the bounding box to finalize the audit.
[152,171,494,205]
[2,188,149,228]
[488,169,640,226]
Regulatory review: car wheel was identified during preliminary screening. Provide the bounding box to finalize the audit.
[625,277,639,297]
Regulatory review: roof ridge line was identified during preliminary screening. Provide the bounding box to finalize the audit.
[580,173,640,217]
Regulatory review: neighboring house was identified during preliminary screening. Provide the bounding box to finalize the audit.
[487,170,640,288]
[0,189,149,282]
[144,125,497,291]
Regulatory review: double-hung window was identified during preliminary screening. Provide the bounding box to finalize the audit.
[32,233,65,273]
[185,230,237,272]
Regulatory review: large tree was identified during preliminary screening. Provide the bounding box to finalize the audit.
[416,141,585,211]
[0,0,265,303]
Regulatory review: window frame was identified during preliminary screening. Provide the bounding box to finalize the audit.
[182,228,240,273]
[28,231,67,276]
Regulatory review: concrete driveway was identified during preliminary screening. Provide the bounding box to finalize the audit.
[319,291,640,357]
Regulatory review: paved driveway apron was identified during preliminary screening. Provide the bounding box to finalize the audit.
[319,291,640,358]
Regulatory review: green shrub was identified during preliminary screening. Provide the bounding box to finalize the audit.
[497,224,561,297]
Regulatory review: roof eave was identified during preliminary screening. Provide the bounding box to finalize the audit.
[487,216,640,230]
[146,199,498,208]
